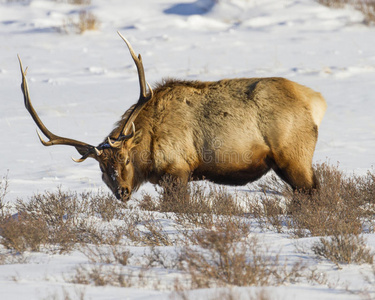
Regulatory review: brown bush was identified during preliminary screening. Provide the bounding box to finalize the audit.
[209,185,244,216]
[157,175,192,213]
[13,189,91,251]
[139,193,159,211]
[140,176,243,228]
[62,9,100,34]
[0,172,9,217]
[171,288,273,300]
[66,0,91,4]
[357,170,375,204]
[88,190,128,221]
[312,234,374,265]
[317,0,348,8]
[42,287,87,300]
[179,217,305,288]
[77,10,99,33]
[142,218,174,246]
[70,240,137,288]
[145,245,180,269]
[248,190,285,233]
[0,188,128,253]
[317,0,375,25]
[285,162,373,237]
[359,2,375,25]
[0,213,49,252]
[69,264,130,287]
[81,243,132,266]
[248,163,375,238]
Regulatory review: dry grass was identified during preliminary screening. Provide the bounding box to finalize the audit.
[145,175,213,218]
[249,162,375,266]
[76,10,99,33]
[358,170,375,204]
[312,234,374,265]
[61,10,100,34]
[0,172,9,214]
[0,252,29,265]
[41,287,87,300]
[63,0,91,4]
[1,162,374,291]
[142,175,244,215]
[88,189,129,221]
[141,218,174,246]
[68,243,135,287]
[145,245,180,270]
[250,162,375,238]
[0,212,49,252]
[140,175,244,227]
[0,188,127,253]
[81,244,132,266]
[68,259,161,289]
[140,163,375,279]
[317,0,349,8]
[248,190,285,233]
[53,0,91,4]
[68,246,153,289]
[5,0,100,34]
[289,168,360,236]
[317,0,375,25]
[179,217,306,289]
[171,288,273,300]
[61,175,308,290]
[69,264,131,287]
[359,2,375,24]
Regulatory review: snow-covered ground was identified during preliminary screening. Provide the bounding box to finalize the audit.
[1,0,375,299]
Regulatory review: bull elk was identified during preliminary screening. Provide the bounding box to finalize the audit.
[18,32,327,201]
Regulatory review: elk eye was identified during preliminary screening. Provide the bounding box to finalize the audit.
[126,158,130,165]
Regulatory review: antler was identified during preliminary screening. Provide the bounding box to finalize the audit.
[111,32,153,144]
[18,55,101,162]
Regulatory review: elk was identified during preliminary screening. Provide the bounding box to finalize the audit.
[18,32,327,201]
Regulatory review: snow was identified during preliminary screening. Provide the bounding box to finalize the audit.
[0,0,375,299]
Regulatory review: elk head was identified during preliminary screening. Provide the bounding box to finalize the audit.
[18,32,153,201]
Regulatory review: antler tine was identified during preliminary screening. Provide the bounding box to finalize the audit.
[108,122,135,148]
[18,55,100,162]
[71,148,101,163]
[71,155,89,163]
[122,121,135,139]
[147,82,154,99]
[115,32,154,141]
[117,31,152,100]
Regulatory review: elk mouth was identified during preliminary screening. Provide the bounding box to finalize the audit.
[115,187,131,202]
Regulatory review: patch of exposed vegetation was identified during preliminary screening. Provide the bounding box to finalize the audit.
[317,0,375,25]
[0,162,374,293]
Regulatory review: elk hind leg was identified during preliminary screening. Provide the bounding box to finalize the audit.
[271,150,318,194]
[273,162,318,193]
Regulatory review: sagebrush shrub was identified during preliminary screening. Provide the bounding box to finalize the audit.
[0,189,127,253]
[179,217,305,288]
[286,162,371,237]
[0,212,49,252]
[317,0,375,24]
[312,234,374,265]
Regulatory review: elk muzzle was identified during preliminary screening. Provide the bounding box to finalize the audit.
[115,186,131,202]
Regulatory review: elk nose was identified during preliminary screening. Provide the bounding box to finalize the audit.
[119,187,130,200]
